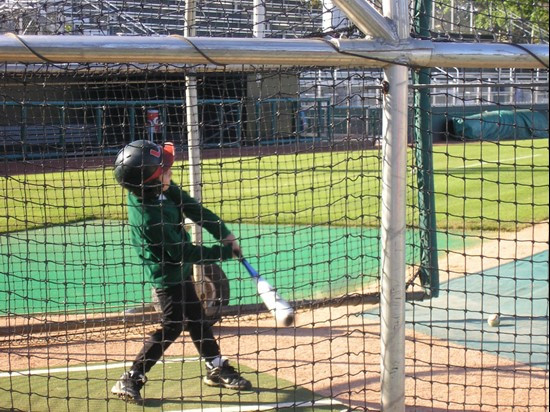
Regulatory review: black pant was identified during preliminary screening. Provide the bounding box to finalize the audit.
[131,280,221,375]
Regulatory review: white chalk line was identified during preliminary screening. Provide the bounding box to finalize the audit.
[0,357,197,378]
[462,154,542,168]
[1,361,351,411]
[175,398,348,412]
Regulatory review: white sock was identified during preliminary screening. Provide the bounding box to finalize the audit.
[208,356,226,368]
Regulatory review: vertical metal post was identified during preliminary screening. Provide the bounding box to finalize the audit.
[60,106,66,146]
[326,99,333,141]
[96,107,103,144]
[270,100,277,138]
[253,0,265,38]
[380,0,409,409]
[185,0,203,248]
[237,103,243,145]
[128,107,135,142]
[413,0,439,298]
[255,101,261,141]
[253,0,264,143]
[450,0,455,32]
[186,79,201,208]
[469,0,474,30]
[316,100,322,140]
[347,77,352,137]
[21,105,27,160]
[161,107,167,141]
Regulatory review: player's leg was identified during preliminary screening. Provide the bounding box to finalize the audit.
[183,279,252,390]
[132,285,185,372]
[112,285,185,402]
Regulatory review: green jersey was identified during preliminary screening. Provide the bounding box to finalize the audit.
[127,181,233,288]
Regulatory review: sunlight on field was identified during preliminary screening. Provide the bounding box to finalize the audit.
[0,358,336,411]
[431,139,549,230]
[0,139,547,233]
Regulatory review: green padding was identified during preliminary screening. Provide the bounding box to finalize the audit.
[450,110,548,141]
[0,221,473,315]
[0,222,382,314]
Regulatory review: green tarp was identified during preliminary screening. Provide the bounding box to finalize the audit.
[449,109,548,141]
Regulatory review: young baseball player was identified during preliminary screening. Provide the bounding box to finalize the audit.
[112,139,251,403]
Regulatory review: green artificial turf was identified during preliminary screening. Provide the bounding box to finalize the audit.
[0,358,338,411]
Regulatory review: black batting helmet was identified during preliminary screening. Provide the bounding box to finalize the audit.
[114,140,175,196]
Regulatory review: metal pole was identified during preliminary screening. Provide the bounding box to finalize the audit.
[332,0,397,41]
[253,0,265,130]
[450,0,455,32]
[380,0,409,409]
[253,0,265,38]
[185,78,201,210]
[413,0,439,298]
[0,35,547,68]
[184,0,203,249]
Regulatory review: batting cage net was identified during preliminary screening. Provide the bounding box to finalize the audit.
[0,0,548,411]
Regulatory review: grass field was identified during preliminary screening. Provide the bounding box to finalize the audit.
[431,139,549,230]
[0,138,548,234]
[0,139,547,411]
[0,357,340,411]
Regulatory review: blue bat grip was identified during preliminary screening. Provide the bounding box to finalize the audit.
[241,259,259,279]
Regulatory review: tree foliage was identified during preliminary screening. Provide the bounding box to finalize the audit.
[430,0,549,43]
[475,0,549,43]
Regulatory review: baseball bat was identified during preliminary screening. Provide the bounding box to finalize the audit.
[241,259,295,327]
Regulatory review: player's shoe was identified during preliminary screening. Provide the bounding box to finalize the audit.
[111,371,147,403]
[204,360,252,390]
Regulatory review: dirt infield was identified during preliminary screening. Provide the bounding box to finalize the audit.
[1,222,548,410]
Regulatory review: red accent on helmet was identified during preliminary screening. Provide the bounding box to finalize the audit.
[143,142,175,183]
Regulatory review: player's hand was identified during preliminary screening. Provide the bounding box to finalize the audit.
[222,234,242,259]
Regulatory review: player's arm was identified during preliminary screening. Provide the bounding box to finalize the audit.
[165,182,239,252]
[177,189,242,257]
[141,206,233,264]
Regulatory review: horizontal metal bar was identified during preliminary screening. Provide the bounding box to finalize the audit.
[0,34,547,69]
[0,99,183,106]
[257,97,332,102]
[411,81,549,89]
[0,97,344,107]
[0,99,242,106]
[333,38,550,69]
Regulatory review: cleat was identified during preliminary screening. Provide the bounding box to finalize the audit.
[204,360,252,390]
[111,371,147,403]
